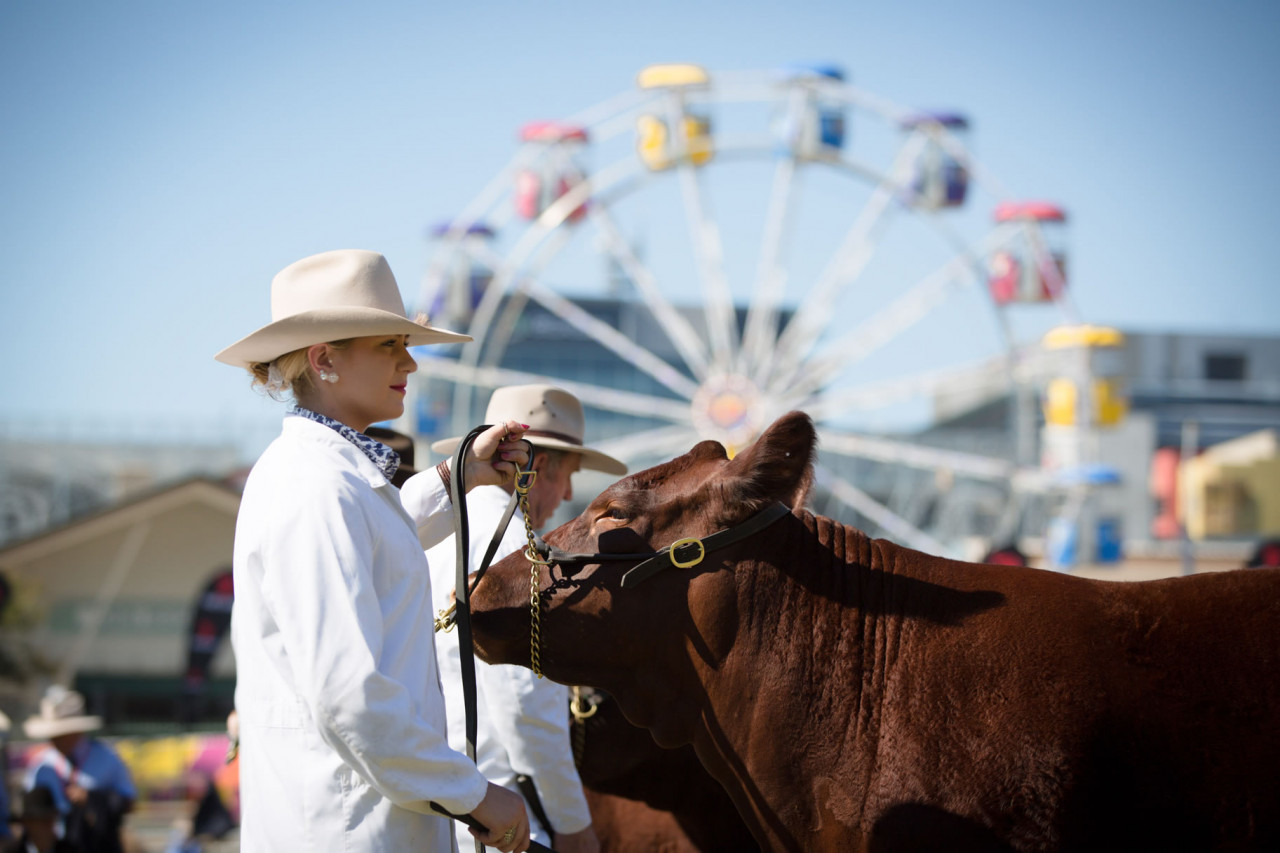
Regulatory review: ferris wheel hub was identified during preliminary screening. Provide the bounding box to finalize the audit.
[691,373,763,451]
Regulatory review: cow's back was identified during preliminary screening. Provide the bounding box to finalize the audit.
[869,548,1280,850]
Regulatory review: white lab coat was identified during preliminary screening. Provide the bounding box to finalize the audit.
[406,483,593,850]
[232,416,487,852]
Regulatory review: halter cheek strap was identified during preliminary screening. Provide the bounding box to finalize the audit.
[538,501,793,589]
[621,502,793,587]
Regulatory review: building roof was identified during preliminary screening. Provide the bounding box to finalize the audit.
[0,477,241,569]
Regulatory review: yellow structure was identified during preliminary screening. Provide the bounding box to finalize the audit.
[1042,325,1128,428]
[635,63,714,171]
[1180,429,1280,540]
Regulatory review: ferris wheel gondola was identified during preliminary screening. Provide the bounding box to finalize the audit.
[412,64,1079,556]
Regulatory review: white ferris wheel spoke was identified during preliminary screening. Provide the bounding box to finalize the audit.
[817,426,1018,482]
[765,134,929,387]
[520,280,702,400]
[588,204,712,379]
[593,424,701,462]
[424,359,692,423]
[780,221,1022,402]
[739,151,800,376]
[814,463,952,556]
[416,147,533,314]
[804,355,1013,418]
[465,228,574,365]
[564,87,654,139]
[676,164,738,368]
[477,284,532,368]
[663,95,739,369]
[780,252,975,401]
[456,155,645,371]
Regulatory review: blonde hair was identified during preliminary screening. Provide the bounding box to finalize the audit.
[249,340,351,402]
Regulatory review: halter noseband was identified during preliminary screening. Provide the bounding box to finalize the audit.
[529,501,793,588]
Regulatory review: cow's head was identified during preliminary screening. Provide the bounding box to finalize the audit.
[470,411,816,742]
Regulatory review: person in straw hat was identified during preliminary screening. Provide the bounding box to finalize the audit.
[410,385,627,853]
[21,685,135,851]
[215,249,533,853]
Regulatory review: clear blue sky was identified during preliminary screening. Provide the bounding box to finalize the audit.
[3,0,1278,461]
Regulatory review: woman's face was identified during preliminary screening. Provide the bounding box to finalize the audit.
[318,334,418,432]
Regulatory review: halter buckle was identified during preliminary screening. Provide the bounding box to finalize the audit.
[669,537,706,569]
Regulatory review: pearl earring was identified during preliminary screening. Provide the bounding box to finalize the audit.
[319,370,339,384]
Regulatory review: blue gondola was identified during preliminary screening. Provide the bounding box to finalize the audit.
[776,62,847,158]
[900,112,970,209]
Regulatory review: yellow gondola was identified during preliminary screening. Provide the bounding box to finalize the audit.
[635,64,714,171]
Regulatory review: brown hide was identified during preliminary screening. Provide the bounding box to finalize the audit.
[573,690,760,852]
[472,411,1280,852]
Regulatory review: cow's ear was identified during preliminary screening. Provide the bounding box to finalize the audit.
[720,411,816,514]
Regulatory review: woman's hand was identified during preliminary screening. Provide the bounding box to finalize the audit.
[462,420,530,490]
[470,782,531,852]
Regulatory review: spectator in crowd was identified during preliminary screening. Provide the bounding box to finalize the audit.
[22,685,135,853]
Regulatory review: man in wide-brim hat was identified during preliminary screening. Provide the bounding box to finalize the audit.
[424,384,626,528]
[20,685,135,843]
[408,384,626,853]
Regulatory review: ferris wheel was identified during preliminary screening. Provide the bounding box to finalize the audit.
[412,63,1078,556]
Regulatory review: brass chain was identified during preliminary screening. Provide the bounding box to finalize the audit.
[515,471,548,679]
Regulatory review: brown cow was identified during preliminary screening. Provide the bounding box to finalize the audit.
[471,411,1280,852]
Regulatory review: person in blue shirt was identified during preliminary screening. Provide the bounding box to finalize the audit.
[22,686,135,853]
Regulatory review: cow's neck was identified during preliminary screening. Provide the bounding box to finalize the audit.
[689,510,910,851]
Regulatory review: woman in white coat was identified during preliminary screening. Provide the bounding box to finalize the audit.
[216,249,533,852]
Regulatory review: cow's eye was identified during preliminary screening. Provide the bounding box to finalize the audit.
[599,506,629,522]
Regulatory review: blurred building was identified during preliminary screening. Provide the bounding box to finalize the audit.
[0,428,243,732]
[0,476,239,732]
[928,329,1280,546]
[0,434,242,549]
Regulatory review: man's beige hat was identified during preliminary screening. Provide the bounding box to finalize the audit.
[433,384,628,476]
[23,685,102,739]
[215,249,471,368]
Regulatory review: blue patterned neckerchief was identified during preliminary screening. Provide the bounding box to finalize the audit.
[290,406,400,481]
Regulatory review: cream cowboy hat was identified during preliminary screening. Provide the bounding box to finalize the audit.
[215,249,471,368]
[23,685,102,739]
[433,384,628,476]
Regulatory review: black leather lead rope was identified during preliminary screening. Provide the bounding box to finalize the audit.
[429,425,555,853]
[451,426,487,772]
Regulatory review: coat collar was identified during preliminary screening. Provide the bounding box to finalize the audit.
[281,415,392,488]
[290,406,400,480]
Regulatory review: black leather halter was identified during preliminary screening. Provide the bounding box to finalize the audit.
[531,501,793,588]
